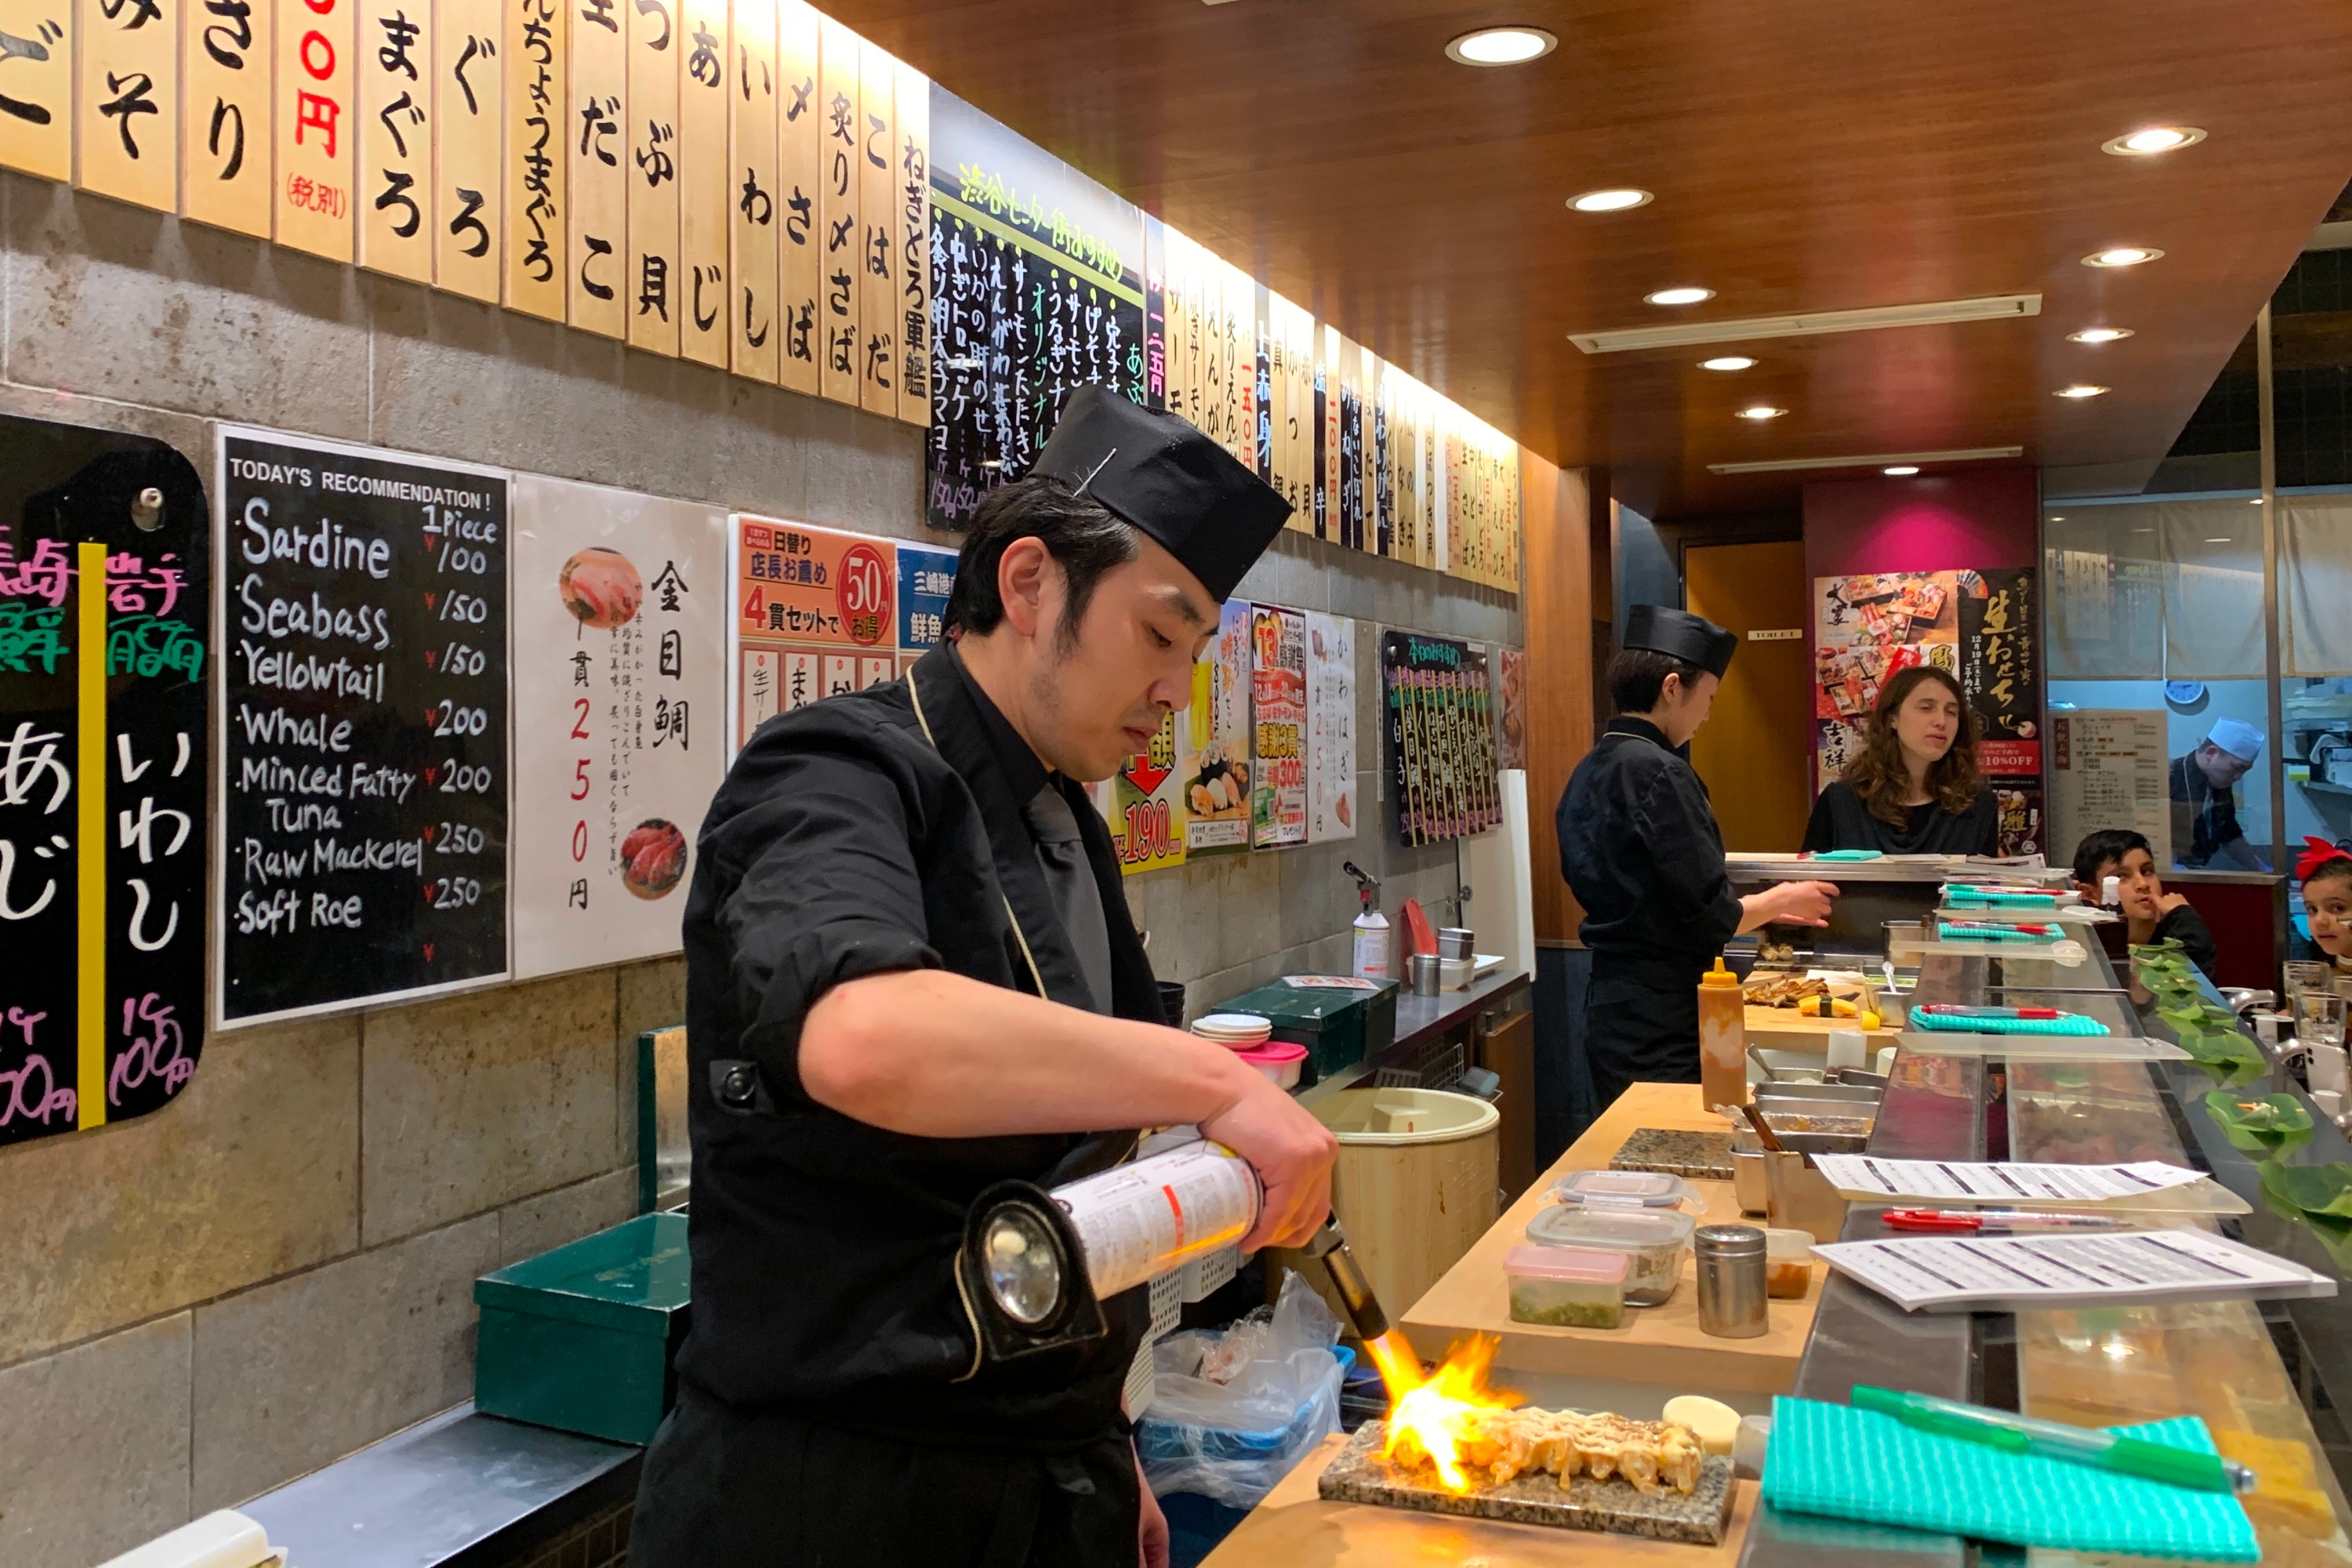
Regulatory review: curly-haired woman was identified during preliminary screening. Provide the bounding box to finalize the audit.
[1802,664,1998,855]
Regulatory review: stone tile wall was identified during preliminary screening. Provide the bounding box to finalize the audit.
[0,169,1517,1566]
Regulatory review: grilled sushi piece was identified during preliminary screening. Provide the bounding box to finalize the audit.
[1448,1410,1704,1495]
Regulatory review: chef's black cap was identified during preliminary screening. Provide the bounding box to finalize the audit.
[1624,604,1737,678]
[1029,384,1293,604]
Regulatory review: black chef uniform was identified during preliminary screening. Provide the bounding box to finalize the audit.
[1556,606,1744,1113]
[630,386,1290,1568]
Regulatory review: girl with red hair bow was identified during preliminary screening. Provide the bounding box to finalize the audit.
[2298,837,2352,965]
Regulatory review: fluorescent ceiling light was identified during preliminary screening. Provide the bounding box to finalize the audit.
[2067,327,2134,343]
[1645,286,1714,307]
[1700,356,1756,371]
[2205,536,2230,543]
[1446,27,1555,64]
[1736,405,1786,420]
[1572,292,2040,353]
[1883,465,1920,475]
[1707,445,2024,475]
[1570,188,1652,212]
[2103,126,2205,157]
[2084,246,2163,268]
[2055,384,2109,399]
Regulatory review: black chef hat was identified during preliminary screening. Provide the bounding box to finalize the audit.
[1624,604,1737,678]
[1029,384,1293,603]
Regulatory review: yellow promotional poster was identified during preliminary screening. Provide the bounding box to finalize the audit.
[1109,710,1187,877]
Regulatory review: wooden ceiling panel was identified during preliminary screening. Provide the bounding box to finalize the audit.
[824,0,2352,516]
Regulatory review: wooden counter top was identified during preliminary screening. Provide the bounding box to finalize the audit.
[1743,1004,1897,1045]
[1200,1432,1759,1567]
[1400,1083,1823,1397]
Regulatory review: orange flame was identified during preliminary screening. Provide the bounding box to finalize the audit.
[1374,1334,1523,1494]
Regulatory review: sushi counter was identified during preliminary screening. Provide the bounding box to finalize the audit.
[1207,862,2352,1567]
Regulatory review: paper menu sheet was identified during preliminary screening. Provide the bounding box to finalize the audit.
[1812,1156,2207,1204]
[1817,1228,2332,1314]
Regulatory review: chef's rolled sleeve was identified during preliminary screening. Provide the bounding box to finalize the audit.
[710,747,941,1105]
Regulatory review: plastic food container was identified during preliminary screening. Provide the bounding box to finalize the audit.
[1550,1168,1697,1211]
[1524,1206,1694,1306]
[1503,1244,1628,1329]
[1192,1013,1273,1048]
[1765,1227,1813,1299]
[1236,1040,1307,1090]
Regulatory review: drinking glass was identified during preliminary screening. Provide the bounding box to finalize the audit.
[2285,960,2333,999]
[2295,990,2347,1051]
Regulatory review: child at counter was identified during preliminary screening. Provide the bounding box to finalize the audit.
[2071,829,2219,981]
[2294,837,2352,974]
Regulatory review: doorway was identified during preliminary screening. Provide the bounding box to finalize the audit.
[1686,539,1811,852]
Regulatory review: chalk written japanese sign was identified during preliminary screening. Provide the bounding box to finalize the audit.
[0,0,71,180]
[729,514,894,747]
[275,0,355,260]
[77,0,174,212]
[924,85,1145,530]
[1382,631,1499,848]
[1305,611,1356,843]
[1250,603,1305,848]
[0,413,209,1149]
[501,0,566,318]
[215,429,510,1025]
[893,538,952,673]
[432,0,502,299]
[510,476,722,978]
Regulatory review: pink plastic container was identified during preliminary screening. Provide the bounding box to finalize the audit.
[1236,1040,1308,1090]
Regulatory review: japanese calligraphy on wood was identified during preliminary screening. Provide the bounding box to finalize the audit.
[893,58,928,428]
[853,37,891,413]
[275,0,354,260]
[566,0,625,335]
[180,0,269,232]
[78,0,173,212]
[725,0,775,381]
[771,0,817,392]
[625,0,678,354]
[358,0,432,281]
[0,0,71,180]
[432,0,501,300]
[214,428,510,1026]
[814,12,856,406]
[501,0,565,318]
[0,412,209,1148]
[510,476,722,978]
[673,0,724,365]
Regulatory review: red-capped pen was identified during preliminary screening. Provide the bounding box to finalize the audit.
[1883,1208,2127,1233]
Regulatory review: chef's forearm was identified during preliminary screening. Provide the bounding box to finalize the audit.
[797,968,1254,1138]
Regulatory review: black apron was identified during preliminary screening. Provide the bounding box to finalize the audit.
[633,648,1159,1568]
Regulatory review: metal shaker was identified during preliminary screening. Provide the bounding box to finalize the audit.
[1695,1224,1769,1338]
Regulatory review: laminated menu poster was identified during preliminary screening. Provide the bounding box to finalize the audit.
[731,515,902,750]
[1960,568,2043,786]
[216,430,510,1026]
[510,477,726,980]
[1181,600,1251,856]
[1381,631,1500,848]
[1816,1227,2330,1314]
[1494,644,1528,771]
[1250,604,1307,848]
[897,542,957,673]
[1812,570,1960,792]
[0,412,210,1145]
[1305,611,1356,843]
[1108,710,1187,876]
[2051,710,2171,869]
[924,87,1147,530]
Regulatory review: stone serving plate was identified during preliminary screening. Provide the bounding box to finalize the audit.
[1610,1127,1737,1182]
[1317,1422,1738,1544]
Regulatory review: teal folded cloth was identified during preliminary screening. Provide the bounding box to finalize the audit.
[1908,1007,2110,1036]
[1762,1396,2257,1563]
[1811,849,1886,861]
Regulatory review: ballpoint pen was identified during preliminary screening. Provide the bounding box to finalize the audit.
[1852,1385,2257,1494]
[1882,1208,2126,1232]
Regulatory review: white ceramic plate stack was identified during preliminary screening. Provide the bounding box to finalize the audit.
[1190,1013,1272,1050]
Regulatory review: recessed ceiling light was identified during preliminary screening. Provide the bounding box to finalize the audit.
[2055,384,2109,398]
[2252,497,2267,504]
[1883,465,1920,476]
[1445,26,1555,65]
[1699,355,1756,372]
[2103,125,2206,157]
[2067,327,2135,344]
[2205,536,2231,543]
[1737,405,1786,420]
[2084,246,2164,268]
[1646,286,1714,307]
[2132,526,2154,533]
[1570,188,1652,212]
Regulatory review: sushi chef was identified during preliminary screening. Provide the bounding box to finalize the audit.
[631,387,1337,1568]
[1557,606,1842,1111]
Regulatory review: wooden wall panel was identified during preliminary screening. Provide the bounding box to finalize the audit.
[1523,452,1595,947]
[357,0,431,280]
[433,0,503,299]
[725,0,775,380]
[180,0,272,233]
[274,0,354,260]
[892,57,928,426]
[625,0,680,354]
[814,13,856,404]
[0,0,71,180]
[854,35,893,412]
[565,0,626,336]
[773,0,817,390]
[78,0,175,212]
[500,0,564,318]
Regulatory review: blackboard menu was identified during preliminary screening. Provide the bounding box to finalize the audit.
[216,430,511,1025]
[924,87,1146,531]
[0,412,210,1148]
[1381,631,1501,849]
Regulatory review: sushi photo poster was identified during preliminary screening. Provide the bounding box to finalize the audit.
[1305,611,1356,842]
[1250,603,1308,848]
[511,476,727,978]
[1181,600,1254,856]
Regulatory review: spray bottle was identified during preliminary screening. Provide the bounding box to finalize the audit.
[1345,861,1389,982]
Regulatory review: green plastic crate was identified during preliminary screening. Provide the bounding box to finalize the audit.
[474,1212,690,1445]
[1210,979,1399,1087]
